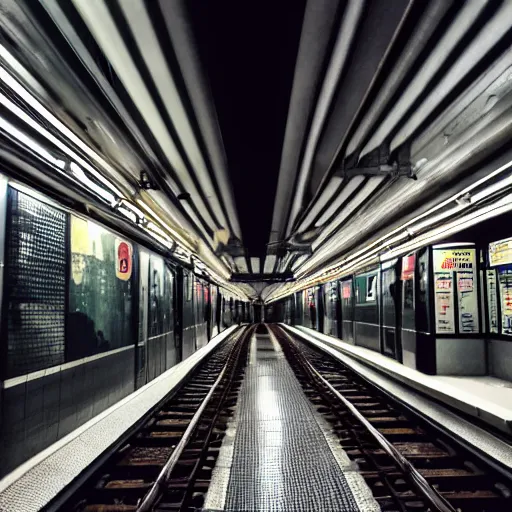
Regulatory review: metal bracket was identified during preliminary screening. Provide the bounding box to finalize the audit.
[335,142,417,180]
[230,272,295,283]
[138,170,159,190]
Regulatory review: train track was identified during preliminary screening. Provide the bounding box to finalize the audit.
[270,324,512,512]
[53,325,253,512]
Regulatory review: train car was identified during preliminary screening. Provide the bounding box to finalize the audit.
[0,178,247,477]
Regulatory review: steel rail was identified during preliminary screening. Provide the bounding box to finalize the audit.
[276,326,456,512]
[136,326,248,512]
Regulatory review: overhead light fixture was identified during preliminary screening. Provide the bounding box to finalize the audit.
[0,46,130,194]
[70,162,117,206]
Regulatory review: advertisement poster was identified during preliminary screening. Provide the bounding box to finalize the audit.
[487,270,498,334]
[489,238,512,267]
[342,281,351,299]
[115,239,133,281]
[401,254,415,280]
[498,268,512,335]
[433,247,478,334]
[457,272,479,333]
[434,274,455,333]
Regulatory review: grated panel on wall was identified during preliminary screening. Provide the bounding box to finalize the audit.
[5,189,67,378]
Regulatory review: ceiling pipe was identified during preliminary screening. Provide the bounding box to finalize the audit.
[285,0,365,239]
[118,0,230,234]
[360,0,491,158]
[268,0,344,246]
[71,0,221,233]
[345,0,456,157]
[158,0,242,242]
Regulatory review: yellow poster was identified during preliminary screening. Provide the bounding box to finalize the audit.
[489,238,512,267]
[433,248,475,272]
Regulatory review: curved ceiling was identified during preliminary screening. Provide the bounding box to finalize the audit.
[0,0,511,301]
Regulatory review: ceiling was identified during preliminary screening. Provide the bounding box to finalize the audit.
[0,0,512,301]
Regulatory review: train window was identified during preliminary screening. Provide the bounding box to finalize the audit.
[381,267,396,328]
[149,255,173,337]
[4,188,67,377]
[68,215,134,361]
[355,272,379,325]
[366,275,377,302]
[184,272,192,302]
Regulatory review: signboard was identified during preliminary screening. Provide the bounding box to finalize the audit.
[487,270,498,334]
[401,254,415,280]
[433,248,474,272]
[489,238,512,267]
[434,275,455,333]
[433,246,478,334]
[115,239,133,281]
[457,272,478,333]
[499,268,512,335]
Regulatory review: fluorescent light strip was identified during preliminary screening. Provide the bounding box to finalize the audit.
[70,163,117,205]
[117,207,138,224]
[0,115,66,170]
[71,0,218,231]
[119,200,144,219]
[0,88,124,198]
[263,255,276,273]
[250,257,260,274]
[0,51,128,194]
[296,156,512,279]
[136,200,194,251]
[234,257,249,273]
[270,192,512,303]
[119,0,228,231]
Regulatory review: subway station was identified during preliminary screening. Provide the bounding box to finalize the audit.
[1,1,512,511]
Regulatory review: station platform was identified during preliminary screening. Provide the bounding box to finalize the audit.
[0,326,239,512]
[284,325,512,471]
[204,330,379,512]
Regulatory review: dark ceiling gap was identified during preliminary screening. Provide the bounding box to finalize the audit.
[186,1,308,257]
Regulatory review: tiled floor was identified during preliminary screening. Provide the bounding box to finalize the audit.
[204,333,378,512]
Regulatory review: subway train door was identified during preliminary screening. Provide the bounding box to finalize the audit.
[136,249,150,388]
[341,279,355,343]
[380,259,402,361]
